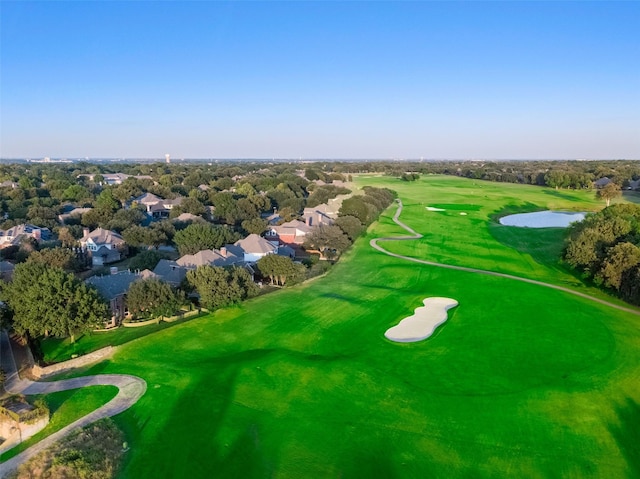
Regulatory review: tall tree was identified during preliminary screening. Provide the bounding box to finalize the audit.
[2,263,108,342]
[304,225,352,260]
[186,266,256,310]
[597,182,621,207]
[174,223,240,255]
[257,254,304,286]
[126,279,183,318]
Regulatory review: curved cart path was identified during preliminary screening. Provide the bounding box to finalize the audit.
[370,199,640,317]
[0,331,146,477]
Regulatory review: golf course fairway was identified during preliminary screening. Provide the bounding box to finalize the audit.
[32,176,640,477]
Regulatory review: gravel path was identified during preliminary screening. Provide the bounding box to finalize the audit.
[370,199,640,316]
[0,331,146,477]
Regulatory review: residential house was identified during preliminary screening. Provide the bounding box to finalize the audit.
[131,193,184,219]
[86,270,141,327]
[265,219,311,246]
[0,224,52,249]
[77,173,154,185]
[232,234,278,263]
[80,227,127,266]
[0,181,18,189]
[0,261,15,281]
[58,207,92,225]
[172,213,205,224]
[302,204,338,227]
[152,260,189,287]
[176,247,244,269]
[594,177,612,188]
[153,244,251,286]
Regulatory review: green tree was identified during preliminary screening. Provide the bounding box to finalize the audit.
[27,247,81,272]
[598,242,640,289]
[174,223,240,255]
[241,218,268,235]
[304,225,352,260]
[597,182,621,207]
[334,215,364,241]
[95,188,119,211]
[129,250,162,271]
[2,263,108,342]
[257,254,304,286]
[186,266,249,310]
[126,278,183,318]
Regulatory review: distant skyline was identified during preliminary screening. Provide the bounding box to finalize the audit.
[1,1,639,160]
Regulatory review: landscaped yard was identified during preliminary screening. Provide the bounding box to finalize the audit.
[19,176,640,477]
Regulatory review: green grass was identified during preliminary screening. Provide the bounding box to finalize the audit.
[25,176,640,478]
[0,386,118,461]
[40,309,208,363]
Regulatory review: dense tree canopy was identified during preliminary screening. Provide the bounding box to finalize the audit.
[257,254,304,286]
[174,223,240,255]
[186,266,257,310]
[1,263,108,342]
[126,278,184,318]
[564,204,640,305]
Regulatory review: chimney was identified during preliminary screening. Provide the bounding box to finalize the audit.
[83,227,90,237]
[220,247,227,257]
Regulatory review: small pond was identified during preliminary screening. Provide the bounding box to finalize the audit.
[499,211,586,228]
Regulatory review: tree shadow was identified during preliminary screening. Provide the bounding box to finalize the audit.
[609,398,640,478]
[542,189,587,202]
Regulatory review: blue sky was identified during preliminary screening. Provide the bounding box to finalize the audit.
[1,1,639,159]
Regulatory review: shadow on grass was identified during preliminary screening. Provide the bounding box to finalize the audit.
[609,398,640,478]
[542,189,588,202]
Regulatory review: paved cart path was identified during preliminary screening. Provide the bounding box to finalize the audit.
[370,199,640,317]
[0,331,146,477]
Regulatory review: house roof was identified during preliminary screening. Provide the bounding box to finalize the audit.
[153,259,188,286]
[86,271,140,300]
[0,261,15,273]
[234,234,277,255]
[82,227,124,245]
[173,213,202,222]
[94,245,121,263]
[138,269,160,280]
[134,192,163,205]
[0,224,52,244]
[176,247,243,269]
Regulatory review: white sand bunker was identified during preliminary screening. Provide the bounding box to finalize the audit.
[426,206,445,211]
[385,297,458,343]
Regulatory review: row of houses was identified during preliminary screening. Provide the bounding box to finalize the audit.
[88,233,293,327]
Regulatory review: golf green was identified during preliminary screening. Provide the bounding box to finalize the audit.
[56,176,640,477]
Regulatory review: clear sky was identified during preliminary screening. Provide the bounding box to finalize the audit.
[1,1,639,160]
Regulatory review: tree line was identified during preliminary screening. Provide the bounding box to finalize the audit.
[564,204,640,305]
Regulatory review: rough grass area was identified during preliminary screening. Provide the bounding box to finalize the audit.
[9,418,125,479]
[27,176,640,478]
[1,386,118,461]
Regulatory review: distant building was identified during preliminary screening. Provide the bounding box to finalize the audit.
[0,224,52,249]
[594,177,612,188]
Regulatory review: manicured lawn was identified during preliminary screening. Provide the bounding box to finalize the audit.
[40,309,209,363]
[30,176,640,477]
[0,386,118,461]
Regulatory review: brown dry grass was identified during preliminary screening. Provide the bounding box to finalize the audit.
[9,418,125,479]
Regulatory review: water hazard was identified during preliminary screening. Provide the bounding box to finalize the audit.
[499,211,586,228]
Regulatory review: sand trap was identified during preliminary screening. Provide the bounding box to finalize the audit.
[385,297,458,343]
[426,206,445,212]
[459,212,467,216]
